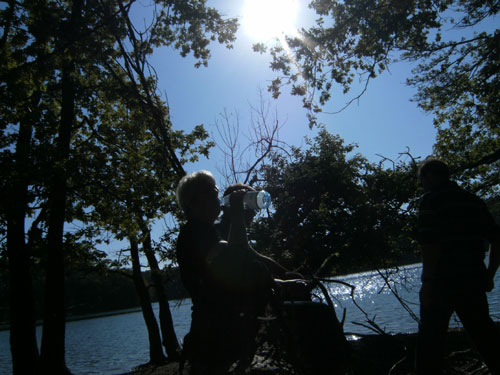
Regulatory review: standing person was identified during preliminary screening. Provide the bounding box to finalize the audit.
[175,171,274,375]
[415,159,500,375]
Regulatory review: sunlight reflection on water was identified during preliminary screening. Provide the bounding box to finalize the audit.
[321,263,500,335]
[1,263,499,375]
[323,264,423,334]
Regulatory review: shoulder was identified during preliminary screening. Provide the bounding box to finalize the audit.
[419,190,441,211]
[178,220,196,237]
[179,219,215,236]
[446,184,489,212]
[420,182,476,208]
[177,221,195,244]
[177,220,219,251]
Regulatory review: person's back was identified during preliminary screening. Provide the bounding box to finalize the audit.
[418,180,493,285]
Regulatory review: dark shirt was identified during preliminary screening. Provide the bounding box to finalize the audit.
[176,219,220,307]
[417,181,500,281]
[176,219,272,315]
[177,219,261,365]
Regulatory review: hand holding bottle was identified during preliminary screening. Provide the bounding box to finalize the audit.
[221,190,271,210]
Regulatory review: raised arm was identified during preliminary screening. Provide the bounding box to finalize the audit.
[227,189,249,248]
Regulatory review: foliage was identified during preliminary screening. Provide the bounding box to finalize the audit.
[256,0,499,194]
[251,128,419,276]
[0,0,237,256]
[0,0,238,371]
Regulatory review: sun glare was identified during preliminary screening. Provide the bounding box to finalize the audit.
[243,0,299,41]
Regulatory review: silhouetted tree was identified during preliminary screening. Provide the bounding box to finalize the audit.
[0,0,237,373]
[253,128,418,275]
[257,0,499,193]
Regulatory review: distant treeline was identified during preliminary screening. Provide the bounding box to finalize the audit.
[0,254,426,327]
[0,266,188,325]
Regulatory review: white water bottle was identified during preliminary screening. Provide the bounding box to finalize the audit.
[221,190,271,210]
[243,190,271,210]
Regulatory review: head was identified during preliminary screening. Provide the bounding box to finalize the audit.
[221,183,257,226]
[176,170,220,223]
[418,159,450,192]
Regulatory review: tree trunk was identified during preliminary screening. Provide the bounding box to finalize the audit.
[40,2,83,373]
[141,228,181,360]
[130,237,167,365]
[7,116,40,375]
[39,60,74,375]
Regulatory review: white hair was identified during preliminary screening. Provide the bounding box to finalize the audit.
[176,170,216,214]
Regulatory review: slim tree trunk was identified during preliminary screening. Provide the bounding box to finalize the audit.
[141,228,180,360]
[40,2,82,373]
[7,116,40,375]
[39,61,74,375]
[130,237,166,364]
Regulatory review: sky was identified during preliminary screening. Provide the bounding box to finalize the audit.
[112,0,438,256]
[137,0,437,172]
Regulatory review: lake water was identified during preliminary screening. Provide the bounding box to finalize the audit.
[1,263,500,375]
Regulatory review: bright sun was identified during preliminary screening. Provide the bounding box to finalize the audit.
[243,0,299,41]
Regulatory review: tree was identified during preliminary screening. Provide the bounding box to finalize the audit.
[82,0,232,362]
[76,93,211,363]
[252,128,418,275]
[1,0,237,373]
[40,2,85,373]
[140,227,180,359]
[1,1,72,373]
[257,0,499,194]
[212,89,292,187]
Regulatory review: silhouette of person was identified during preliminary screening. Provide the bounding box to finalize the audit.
[175,171,274,374]
[215,183,349,374]
[215,183,305,283]
[415,159,500,375]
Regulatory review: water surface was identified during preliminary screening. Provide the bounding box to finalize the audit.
[2,264,499,375]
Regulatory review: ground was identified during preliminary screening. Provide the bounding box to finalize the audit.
[120,324,497,375]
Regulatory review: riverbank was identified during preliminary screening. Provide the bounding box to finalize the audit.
[120,323,498,375]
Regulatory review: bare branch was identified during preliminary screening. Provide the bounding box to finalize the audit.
[376,268,419,324]
[315,276,388,336]
[213,89,292,187]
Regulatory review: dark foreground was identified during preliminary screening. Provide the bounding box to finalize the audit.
[121,322,498,375]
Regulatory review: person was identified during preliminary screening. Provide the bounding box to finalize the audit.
[175,171,275,374]
[215,183,306,283]
[216,183,350,375]
[415,159,500,375]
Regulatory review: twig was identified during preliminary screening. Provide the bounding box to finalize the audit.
[376,268,419,324]
[314,276,389,335]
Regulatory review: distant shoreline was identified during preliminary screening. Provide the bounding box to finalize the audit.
[0,306,144,331]
[1,264,425,332]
